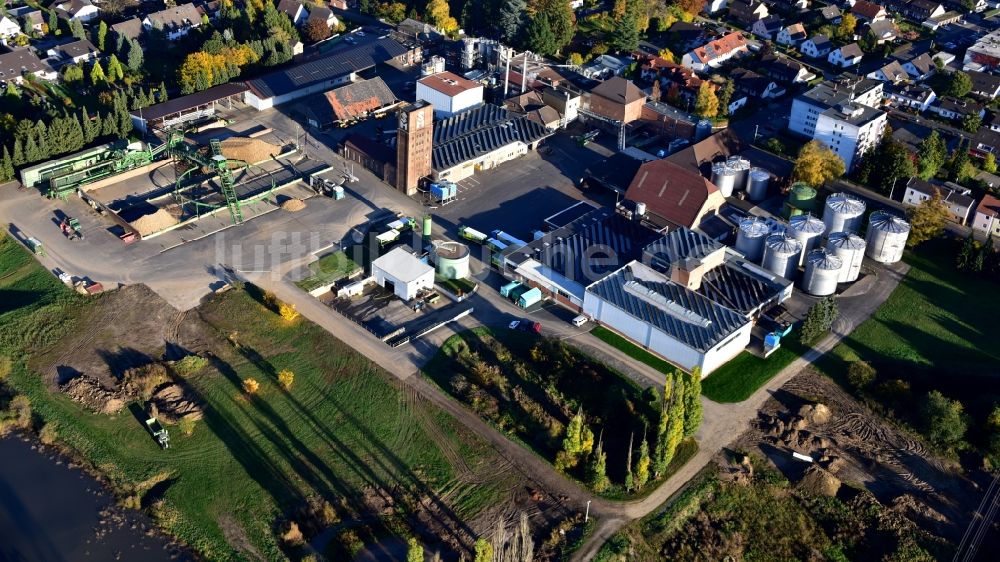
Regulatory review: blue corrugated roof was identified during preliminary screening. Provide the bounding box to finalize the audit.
[587,262,748,353]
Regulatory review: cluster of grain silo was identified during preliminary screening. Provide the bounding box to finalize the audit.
[826,232,866,283]
[734,217,771,261]
[822,192,866,234]
[802,250,843,296]
[865,211,910,264]
[747,168,770,201]
[787,214,825,265]
[762,234,802,280]
[710,156,751,197]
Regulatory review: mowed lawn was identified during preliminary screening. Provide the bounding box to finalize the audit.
[0,234,505,560]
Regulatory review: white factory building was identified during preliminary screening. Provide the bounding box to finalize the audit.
[789,76,887,169]
[416,71,484,118]
[371,247,435,301]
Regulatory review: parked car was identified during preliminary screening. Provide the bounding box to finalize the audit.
[571,315,589,327]
[509,319,541,334]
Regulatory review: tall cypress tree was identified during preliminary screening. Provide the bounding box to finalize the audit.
[683,368,703,438]
[34,120,50,159]
[12,138,24,166]
[0,147,14,182]
[624,432,634,492]
[652,375,672,477]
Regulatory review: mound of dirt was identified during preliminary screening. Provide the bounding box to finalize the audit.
[798,466,841,497]
[280,199,306,212]
[131,209,179,237]
[60,374,128,414]
[220,137,278,163]
[149,384,204,424]
[798,403,832,425]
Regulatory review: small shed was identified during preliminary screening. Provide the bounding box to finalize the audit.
[371,247,434,301]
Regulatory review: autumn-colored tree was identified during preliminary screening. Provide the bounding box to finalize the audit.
[90,60,106,85]
[278,369,295,390]
[474,537,493,562]
[278,301,299,321]
[375,1,407,23]
[624,432,635,491]
[635,434,651,489]
[693,81,718,118]
[906,190,949,247]
[555,409,594,471]
[106,54,124,82]
[242,378,260,394]
[793,140,846,186]
[683,368,703,437]
[406,537,423,562]
[425,0,458,33]
[658,47,675,62]
[587,432,610,492]
[302,18,331,43]
[676,0,706,16]
[836,13,857,41]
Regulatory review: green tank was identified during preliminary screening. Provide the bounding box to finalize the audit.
[783,182,818,218]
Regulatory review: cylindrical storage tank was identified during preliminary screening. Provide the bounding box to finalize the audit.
[726,156,750,191]
[747,168,770,201]
[823,192,866,234]
[827,232,866,283]
[802,250,843,296]
[865,211,910,264]
[762,234,802,280]
[787,214,826,265]
[735,218,770,261]
[635,201,646,217]
[784,182,818,217]
[422,215,433,238]
[710,161,739,197]
[434,241,471,280]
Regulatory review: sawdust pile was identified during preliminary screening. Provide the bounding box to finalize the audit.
[281,198,306,212]
[220,137,279,163]
[131,209,179,236]
[149,384,204,424]
[798,465,841,497]
[61,375,128,414]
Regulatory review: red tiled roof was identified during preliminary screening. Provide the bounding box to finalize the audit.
[418,71,481,97]
[625,159,718,228]
[692,32,748,64]
[978,193,1000,218]
[851,0,886,20]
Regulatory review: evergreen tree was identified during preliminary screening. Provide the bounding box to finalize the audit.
[158,82,168,102]
[70,18,85,40]
[90,60,106,85]
[497,0,526,43]
[683,368,703,437]
[47,9,58,36]
[4,80,18,97]
[586,433,610,492]
[118,106,133,138]
[0,146,14,182]
[957,234,977,273]
[101,111,117,137]
[624,432,634,492]
[535,0,574,54]
[107,54,124,82]
[24,134,41,164]
[81,107,99,143]
[65,114,85,152]
[917,130,946,180]
[12,138,23,166]
[97,20,108,51]
[652,375,672,477]
[610,1,640,53]
[34,120,49,160]
[127,39,143,72]
[801,297,839,344]
[717,79,735,116]
[635,434,650,489]
[525,13,556,55]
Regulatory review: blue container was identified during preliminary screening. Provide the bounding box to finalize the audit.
[764,332,781,349]
[431,185,446,199]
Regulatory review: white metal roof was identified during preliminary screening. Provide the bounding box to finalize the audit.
[372,247,433,283]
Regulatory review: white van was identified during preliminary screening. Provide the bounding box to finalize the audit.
[571,315,589,327]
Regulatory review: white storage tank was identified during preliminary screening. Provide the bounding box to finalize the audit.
[747,168,770,201]
[803,250,843,296]
[726,156,751,191]
[826,232,866,283]
[787,214,826,265]
[865,211,910,264]
[823,192,866,235]
[762,234,802,280]
[735,217,770,261]
[635,201,646,217]
[711,161,740,197]
[434,241,471,280]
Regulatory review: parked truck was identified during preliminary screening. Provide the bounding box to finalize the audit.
[491,230,528,249]
[458,225,488,243]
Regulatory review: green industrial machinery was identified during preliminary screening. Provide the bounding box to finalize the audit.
[171,139,275,226]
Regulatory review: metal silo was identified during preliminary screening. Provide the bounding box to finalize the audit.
[747,168,770,201]
[783,182,819,218]
[762,234,802,280]
[865,211,910,264]
[787,214,826,265]
[826,232,866,283]
[802,250,843,296]
[726,156,751,192]
[711,161,739,197]
[735,218,770,261]
[823,192,866,235]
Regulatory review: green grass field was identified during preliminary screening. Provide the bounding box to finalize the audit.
[294,250,360,292]
[701,334,807,404]
[590,326,676,374]
[0,234,506,560]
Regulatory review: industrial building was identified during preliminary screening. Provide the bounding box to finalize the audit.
[416,71,484,117]
[296,77,399,128]
[582,228,791,375]
[130,83,248,133]
[623,158,726,229]
[587,76,647,123]
[371,247,435,301]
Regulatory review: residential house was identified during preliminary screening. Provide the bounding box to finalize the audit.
[641,56,705,103]
[884,0,946,21]
[307,6,338,28]
[143,4,202,41]
[762,54,814,83]
[968,70,1000,99]
[851,0,888,22]
[0,16,21,39]
[707,0,729,13]
[898,52,935,80]
[932,51,956,68]
[667,22,709,51]
[815,5,843,23]
[588,76,646,123]
[867,60,910,83]
[964,28,1000,72]
[972,193,1000,240]
[111,18,143,44]
[789,77,887,169]
[902,178,975,224]
[48,0,99,23]
[921,10,962,31]
[732,67,785,99]
[681,32,749,72]
[47,38,99,64]
[0,48,57,84]
[989,112,1000,133]
[751,15,784,40]
[828,43,864,68]
[929,97,985,121]
[776,23,808,46]
[21,10,45,34]
[973,128,1000,157]
[865,19,898,44]
[800,35,833,58]
[277,0,309,26]
[329,0,348,8]
[888,82,936,111]
[728,0,770,27]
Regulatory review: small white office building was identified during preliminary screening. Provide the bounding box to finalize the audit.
[371,247,435,301]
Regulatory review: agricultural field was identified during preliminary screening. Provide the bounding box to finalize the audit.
[0,234,569,560]
[424,328,696,498]
[819,238,1000,457]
